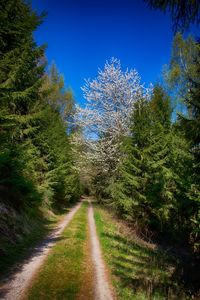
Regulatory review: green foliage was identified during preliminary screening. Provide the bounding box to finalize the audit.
[94,205,190,299]
[168,33,200,251]
[0,0,45,208]
[145,0,200,31]
[27,202,90,300]
[0,0,80,212]
[108,97,151,226]
[108,85,199,251]
[169,34,200,148]
[0,1,81,266]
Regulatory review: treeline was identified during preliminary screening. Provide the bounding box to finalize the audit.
[0,0,80,213]
[109,34,200,247]
[110,81,199,249]
[74,0,200,252]
[76,35,199,252]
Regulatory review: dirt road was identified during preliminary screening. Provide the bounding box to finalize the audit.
[0,199,114,300]
[0,202,82,300]
[88,202,114,300]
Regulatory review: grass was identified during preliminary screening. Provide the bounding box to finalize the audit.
[0,205,64,280]
[94,204,188,300]
[25,200,94,300]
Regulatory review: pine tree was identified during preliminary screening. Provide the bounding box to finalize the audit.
[33,64,81,205]
[168,34,200,249]
[0,0,45,207]
[145,0,200,31]
[109,86,196,244]
[0,1,80,208]
[109,97,151,228]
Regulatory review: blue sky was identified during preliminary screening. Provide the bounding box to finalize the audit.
[32,0,174,105]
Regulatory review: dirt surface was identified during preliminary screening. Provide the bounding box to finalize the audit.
[0,201,82,300]
[88,202,114,300]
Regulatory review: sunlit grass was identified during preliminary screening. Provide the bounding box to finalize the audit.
[94,204,186,300]
[26,201,93,300]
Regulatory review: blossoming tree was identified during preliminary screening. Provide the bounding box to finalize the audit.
[74,58,151,174]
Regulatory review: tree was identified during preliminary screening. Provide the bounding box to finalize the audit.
[108,97,151,227]
[167,33,200,250]
[43,63,75,125]
[0,0,45,207]
[150,85,172,127]
[35,64,81,204]
[75,58,151,177]
[0,1,80,208]
[145,0,200,31]
[168,33,200,148]
[109,86,195,242]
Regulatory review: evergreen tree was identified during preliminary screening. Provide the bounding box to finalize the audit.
[109,86,196,247]
[0,1,80,209]
[109,97,151,228]
[145,0,200,31]
[168,34,200,249]
[0,0,45,207]
[34,64,81,205]
[169,34,200,164]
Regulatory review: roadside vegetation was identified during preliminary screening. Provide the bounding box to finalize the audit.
[0,0,81,273]
[94,204,198,299]
[0,206,69,280]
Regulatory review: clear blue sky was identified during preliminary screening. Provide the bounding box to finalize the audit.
[32,0,174,105]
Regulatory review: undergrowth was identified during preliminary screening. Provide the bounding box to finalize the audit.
[94,204,192,300]
[0,201,68,279]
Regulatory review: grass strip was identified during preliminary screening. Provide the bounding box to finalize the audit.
[94,205,187,300]
[0,207,65,280]
[26,201,93,300]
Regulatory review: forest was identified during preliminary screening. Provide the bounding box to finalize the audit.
[0,0,199,299]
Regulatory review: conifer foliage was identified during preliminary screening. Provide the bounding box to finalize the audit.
[111,86,198,247]
[0,0,198,256]
[82,80,199,250]
[0,0,80,210]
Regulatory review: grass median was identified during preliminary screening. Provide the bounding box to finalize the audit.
[26,200,94,300]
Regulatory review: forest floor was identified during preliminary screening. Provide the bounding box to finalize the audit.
[0,197,198,300]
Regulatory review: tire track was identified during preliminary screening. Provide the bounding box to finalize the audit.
[88,201,114,300]
[0,201,82,300]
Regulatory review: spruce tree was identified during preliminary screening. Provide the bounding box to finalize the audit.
[168,34,200,248]
[109,97,151,228]
[33,64,80,205]
[109,86,196,244]
[0,0,45,207]
[0,1,80,208]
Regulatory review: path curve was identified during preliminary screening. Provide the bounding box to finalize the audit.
[0,201,82,300]
[88,201,114,300]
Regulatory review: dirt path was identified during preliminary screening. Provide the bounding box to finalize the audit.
[88,201,114,300]
[0,201,82,300]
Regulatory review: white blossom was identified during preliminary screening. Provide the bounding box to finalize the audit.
[74,58,152,173]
